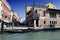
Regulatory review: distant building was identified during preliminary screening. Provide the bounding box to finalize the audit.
[0,0,11,22]
[11,11,21,22]
[26,3,60,28]
[19,17,23,23]
[11,11,23,26]
[13,12,19,21]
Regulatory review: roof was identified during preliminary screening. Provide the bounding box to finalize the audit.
[44,2,57,9]
[47,8,60,12]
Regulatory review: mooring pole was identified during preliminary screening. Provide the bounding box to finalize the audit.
[34,20,36,29]
[1,21,4,32]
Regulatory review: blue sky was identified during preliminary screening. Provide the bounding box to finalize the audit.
[7,0,60,20]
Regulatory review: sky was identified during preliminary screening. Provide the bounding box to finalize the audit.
[7,0,60,20]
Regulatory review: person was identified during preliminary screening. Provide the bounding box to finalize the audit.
[1,21,4,32]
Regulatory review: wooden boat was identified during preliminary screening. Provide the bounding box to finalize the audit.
[6,29,31,33]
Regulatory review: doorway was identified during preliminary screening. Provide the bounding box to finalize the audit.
[50,21,57,27]
[36,20,38,27]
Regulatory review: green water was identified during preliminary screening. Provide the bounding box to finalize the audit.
[0,31,60,40]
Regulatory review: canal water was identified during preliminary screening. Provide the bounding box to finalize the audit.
[0,31,60,40]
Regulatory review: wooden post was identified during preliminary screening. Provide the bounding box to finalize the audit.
[1,21,4,32]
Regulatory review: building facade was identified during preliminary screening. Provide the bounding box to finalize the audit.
[12,11,20,22]
[26,3,60,28]
[0,0,11,22]
[11,11,21,26]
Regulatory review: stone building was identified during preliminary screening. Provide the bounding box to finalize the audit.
[11,11,21,26]
[0,0,11,30]
[0,0,11,22]
[11,11,19,22]
[26,3,60,28]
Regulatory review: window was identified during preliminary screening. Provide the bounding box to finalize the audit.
[54,21,57,24]
[35,10,37,14]
[59,14,60,17]
[36,20,38,26]
[44,21,46,24]
[43,11,45,16]
[50,12,56,18]
[50,21,51,24]
[39,9,41,11]
[52,21,54,24]
[5,16,7,18]
[50,21,57,24]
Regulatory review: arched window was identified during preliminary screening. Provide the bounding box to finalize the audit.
[35,10,37,14]
[5,16,7,18]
